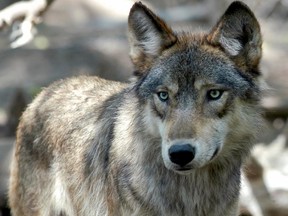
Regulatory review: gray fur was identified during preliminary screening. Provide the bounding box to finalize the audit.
[9,1,264,216]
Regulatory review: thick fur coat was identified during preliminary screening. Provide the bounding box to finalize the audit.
[9,1,264,216]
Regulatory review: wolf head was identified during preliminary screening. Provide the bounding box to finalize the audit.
[128,1,263,174]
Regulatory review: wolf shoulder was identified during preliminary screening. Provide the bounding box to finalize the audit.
[18,75,127,146]
[25,75,126,114]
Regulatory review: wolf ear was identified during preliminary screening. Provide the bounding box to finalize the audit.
[128,2,177,72]
[208,1,262,72]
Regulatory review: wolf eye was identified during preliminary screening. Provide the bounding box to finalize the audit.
[207,90,223,100]
[157,91,169,102]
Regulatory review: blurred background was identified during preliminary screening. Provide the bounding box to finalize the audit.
[0,0,288,215]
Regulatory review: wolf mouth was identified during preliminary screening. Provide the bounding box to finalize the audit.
[175,167,193,172]
[173,167,194,175]
[210,147,219,161]
[178,167,191,170]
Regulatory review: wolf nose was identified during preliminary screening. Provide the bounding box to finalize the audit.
[168,144,195,167]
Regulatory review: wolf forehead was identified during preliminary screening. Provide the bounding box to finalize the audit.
[137,42,256,98]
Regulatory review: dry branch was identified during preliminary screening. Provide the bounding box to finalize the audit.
[0,0,55,48]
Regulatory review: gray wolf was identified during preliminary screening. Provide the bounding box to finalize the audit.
[8,1,264,215]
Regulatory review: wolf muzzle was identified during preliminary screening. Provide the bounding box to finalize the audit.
[168,144,195,167]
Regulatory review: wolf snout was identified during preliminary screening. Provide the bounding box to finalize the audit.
[168,144,195,167]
